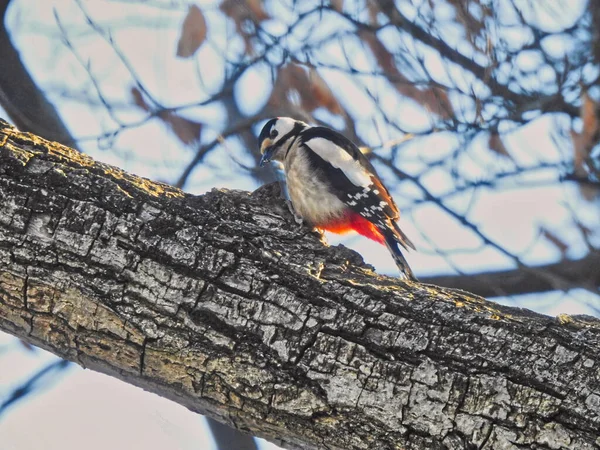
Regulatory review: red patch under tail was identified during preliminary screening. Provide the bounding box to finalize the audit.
[318,212,385,244]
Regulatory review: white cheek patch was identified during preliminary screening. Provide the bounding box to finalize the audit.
[272,118,297,145]
[306,137,373,187]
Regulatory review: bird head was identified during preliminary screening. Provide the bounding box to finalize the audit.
[258,117,307,166]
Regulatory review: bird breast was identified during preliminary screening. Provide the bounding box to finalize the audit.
[285,146,347,225]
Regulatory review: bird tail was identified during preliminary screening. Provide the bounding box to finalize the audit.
[385,235,418,281]
[391,220,416,251]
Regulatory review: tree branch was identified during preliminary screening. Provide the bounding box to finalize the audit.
[206,417,259,450]
[0,0,77,148]
[1,119,599,449]
[421,251,600,298]
[376,0,579,118]
[0,358,71,414]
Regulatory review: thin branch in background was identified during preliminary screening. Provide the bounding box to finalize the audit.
[205,417,258,450]
[54,10,125,128]
[0,0,77,147]
[73,0,160,109]
[0,359,71,417]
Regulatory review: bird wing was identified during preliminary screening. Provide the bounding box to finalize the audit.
[300,127,415,250]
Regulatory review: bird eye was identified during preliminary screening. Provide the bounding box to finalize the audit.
[270,129,278,139]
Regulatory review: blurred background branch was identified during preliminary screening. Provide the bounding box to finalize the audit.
[0,0,76,147]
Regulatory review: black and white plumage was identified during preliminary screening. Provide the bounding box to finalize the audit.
[258,117,417,280]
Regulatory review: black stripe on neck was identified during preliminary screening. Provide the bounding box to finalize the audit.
[283,122,306,159]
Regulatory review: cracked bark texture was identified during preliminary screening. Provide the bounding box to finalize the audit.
[0,119,599,450]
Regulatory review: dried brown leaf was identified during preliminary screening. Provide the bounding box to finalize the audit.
[268,64,308,111]
[220,0,270,55]
[307,68,343,115]
[285,64,312,109]
[488,133,512,159]
[581,91,598,139]
[132,86,201,145]
[268,64,343,115]
[540,227,569,257]
[220,0,249,53]
[131,86,150,112]
[331,0,344,13]
[570,129,584,173]
[574,91,600,172]
[578,183,599,202]
[177,5,207,58]
[571,129,599,202]
[366,0,380,24]
[405,87,454,119]
[442,0,489,46]
[158,111,203,145]
[267,68,289,110]
[245,0,270,21]
[359,30,396,74]
[286,64,319,112]
[359,31,453,118]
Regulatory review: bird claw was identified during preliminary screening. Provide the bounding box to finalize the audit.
[286,200,304,225]
[285,201,324,242]
[284,199,325,243]
[313,227,327,244]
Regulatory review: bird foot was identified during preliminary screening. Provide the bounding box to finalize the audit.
[313,227,328,244]
[286,200,304,225]
[285,200,325,243]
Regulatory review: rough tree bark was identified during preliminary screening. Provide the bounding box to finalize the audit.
[0,119,599,450]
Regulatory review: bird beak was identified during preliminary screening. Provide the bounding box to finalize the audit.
[259,139,274,167]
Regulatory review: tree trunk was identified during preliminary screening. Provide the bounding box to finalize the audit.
[0,119,599,449]
[0,0,77,148]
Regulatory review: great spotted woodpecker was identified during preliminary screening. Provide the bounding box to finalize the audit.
[258,117,417,281]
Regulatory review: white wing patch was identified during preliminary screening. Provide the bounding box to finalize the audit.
[306,137,373,187]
